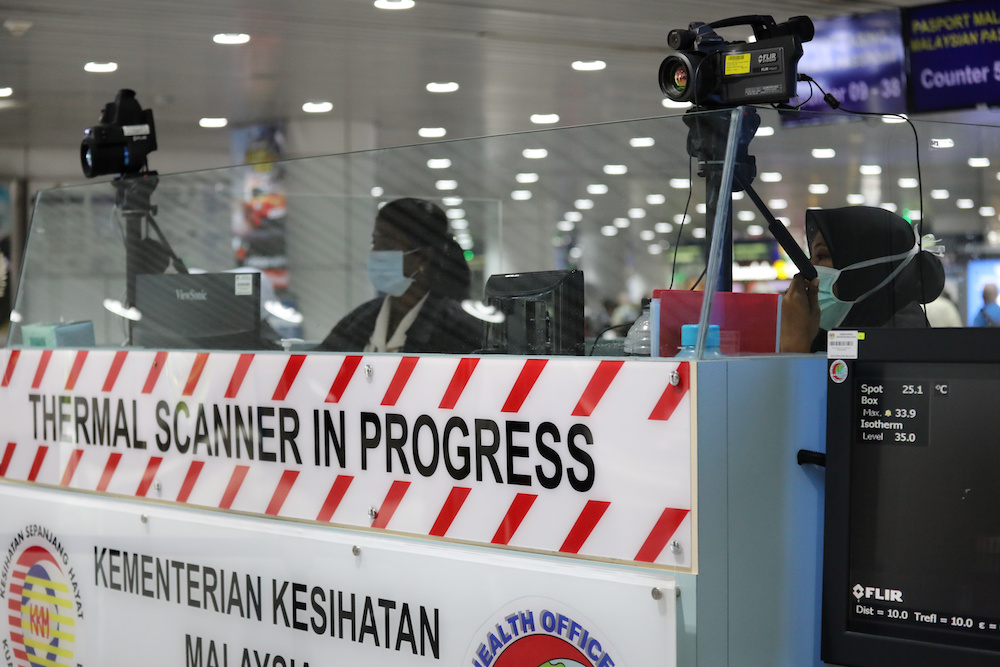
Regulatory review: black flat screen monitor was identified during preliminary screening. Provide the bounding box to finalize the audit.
[823,328,1000,667]
[482,269,584,355]
[132,272,261,350]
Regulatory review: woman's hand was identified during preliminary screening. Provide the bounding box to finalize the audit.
[780,274,821,353]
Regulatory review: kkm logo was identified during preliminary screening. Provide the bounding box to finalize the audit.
[465,598,621,667]
[0,526,83,667]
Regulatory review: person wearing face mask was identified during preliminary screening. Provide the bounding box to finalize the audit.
[780,206,945,353]
[315,198,483,354]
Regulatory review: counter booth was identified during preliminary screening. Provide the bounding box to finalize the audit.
[1,107,997,666]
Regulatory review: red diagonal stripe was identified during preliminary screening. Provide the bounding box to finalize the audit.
[28,446,48,482]
[273,355,307,401]
[57,449,81,486]
[102,350,129,392]
[635,508,691,563]
[492,493,538,544]
[265,470,300,515]
[182,353,210,396]
[560,500,611,553]
[316,475,354,522]
[143,352,169,394]
[136,457,163,497]
[2,350,20,387]
[371,480,411,529]
[96,452,122,492]
[0,443,14,477]
[220,465,250,509]
[502,359,548,413]
[429,486,471,537]
[439,358,479,409]
[65,350,89,391]
[382,357,419,406]
[225,354,255,399]
[572,360,624,417]
[649,362,691,421]
[326,355,363,403]
[176,461,205,503]
[31,350,52,389]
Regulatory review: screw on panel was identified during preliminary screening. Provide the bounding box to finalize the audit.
[368,507,378,520]
[669,540,682,554]
[352,545,361,557]
[140,514,148,523]
[669,371,680,386]
[651,587,663,600]
[364,364,373,379]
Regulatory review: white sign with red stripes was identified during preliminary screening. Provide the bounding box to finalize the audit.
[0,349,694,569]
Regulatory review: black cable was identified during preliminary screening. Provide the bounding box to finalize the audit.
[587,322,633,355]
[668,155,695,290]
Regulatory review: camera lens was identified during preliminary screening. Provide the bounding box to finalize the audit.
[659,52,712,104]
[81,140,127,178]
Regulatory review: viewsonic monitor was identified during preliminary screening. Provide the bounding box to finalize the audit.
[132,272,261,350]
[482,269,584,355]
[823,328,1000,667]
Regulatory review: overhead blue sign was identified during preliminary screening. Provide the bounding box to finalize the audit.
[905,0,1000,112]
[793,10,907,117]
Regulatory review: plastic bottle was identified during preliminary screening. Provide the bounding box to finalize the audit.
[674,324,724,359]
[623,298,652,356]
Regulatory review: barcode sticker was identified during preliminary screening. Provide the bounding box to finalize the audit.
[827,331,859,359]
[234,273,254,296]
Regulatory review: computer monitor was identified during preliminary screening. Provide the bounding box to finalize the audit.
[132,272,262,350]
[482,269,584,355]
[823,328,1000,667]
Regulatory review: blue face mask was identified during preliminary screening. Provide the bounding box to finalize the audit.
[367,249,421,297]
[815,241,919,330]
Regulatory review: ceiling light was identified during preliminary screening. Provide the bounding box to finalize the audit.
[968,157,991,168]
[564,212,583,222]
[731,191,744,200]
[451,218,469,230]
[601,225,618,237]
[669,178,690,189]
[426,81,459,93]
[737,210,756,222]
[442,196,462,206]
[882,114,907,123]
[768,199,787,210]
[374,0,415,8]
[957,198,975,209]
[811,148,836,159]
[755,126,775,137]
[523,148,548,159]
[371,187,384,197]
[574,199,594,209]
[980,206,997,217]
[569,247,583,260]
[898,177,919,188]
[418,127,446,138]
[662,98,692,109]
[930,138,955,148]
[846,194,866,205]
[302,101,333,113]
[746,225,764,236]
[777,217,791,226]
[882,203,897,212]
[435,180,458,190]
[213,33,250,45]
[808,183,829,195]
[511,190,532,201]
[587,184,608,195]
[695,203,707,214]
[572,60,606,71]
[84,62,118,73]
[672,215,690,226]
[199,118,228,128]
[557,220,575,232]
[516,172,539,184]
[613,218,630,228]
[639,229,656,241]
[657,222,676,232]
[630,137,655,148]
[692,228,707,239]
[603,164,627,175]
[648,244,664,255]
[427,158,451,169]
[759,172,782,182]
[628,208,646,219]
[0,88,11,97]
[859,164,882,175]
[646,194,666,205]
[446,208,465,219]
[530,113,559,124]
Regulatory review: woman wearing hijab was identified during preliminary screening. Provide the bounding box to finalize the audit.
[780,206,945,353]
[315,198,483,354]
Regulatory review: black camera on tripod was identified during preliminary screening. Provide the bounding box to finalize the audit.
[80,89,157,178]
[659,15,814,107]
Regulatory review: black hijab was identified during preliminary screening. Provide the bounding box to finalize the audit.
[806,206,944,328]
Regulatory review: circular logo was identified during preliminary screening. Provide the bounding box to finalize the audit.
[829,359,849,384]
[2,527,82,667]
